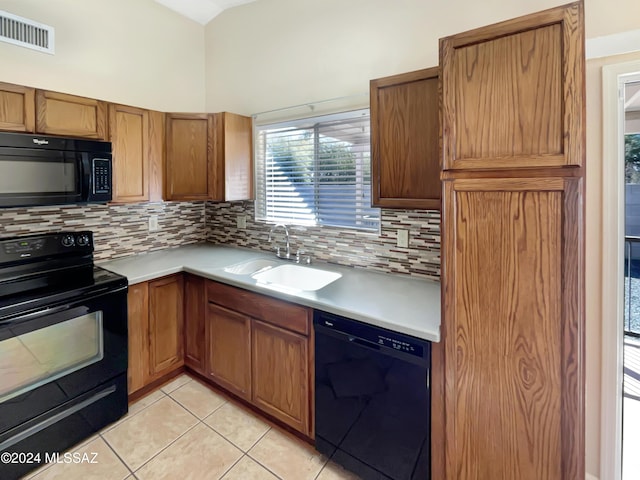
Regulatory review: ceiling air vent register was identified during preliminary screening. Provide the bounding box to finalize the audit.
[0,10,54,54]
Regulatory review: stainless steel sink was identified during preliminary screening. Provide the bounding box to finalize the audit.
[251,264,341,292]
[223,259,278,275]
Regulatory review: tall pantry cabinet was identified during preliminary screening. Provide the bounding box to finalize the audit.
[435,2,585,479]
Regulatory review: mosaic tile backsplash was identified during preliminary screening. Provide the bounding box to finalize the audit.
[206,201,441,280]
[0,202,206,261]
[0,200,440,280]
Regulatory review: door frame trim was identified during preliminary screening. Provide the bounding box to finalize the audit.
[601,59,640,480]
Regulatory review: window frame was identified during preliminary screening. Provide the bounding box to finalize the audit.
[253,109,380,232]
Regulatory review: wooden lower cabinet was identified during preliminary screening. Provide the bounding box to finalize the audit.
[440,176,583,479]
[127,282,149,394]
[128,275,313,435]
[148,275,184,378]
[184,274,206,374]
[127,274,184,395]
[205,280,313,436]
[252,319,309,435]
[206,303,252,400]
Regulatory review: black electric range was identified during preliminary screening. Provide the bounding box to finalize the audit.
[0,231,128,480]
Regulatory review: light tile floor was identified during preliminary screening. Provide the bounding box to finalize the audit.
[22,374,359,480]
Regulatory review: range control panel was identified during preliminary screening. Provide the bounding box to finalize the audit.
[0,231,94,264]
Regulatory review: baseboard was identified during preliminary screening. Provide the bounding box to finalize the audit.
[586,473,599,480]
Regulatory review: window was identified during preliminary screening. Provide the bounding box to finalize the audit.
[255,109,380,231]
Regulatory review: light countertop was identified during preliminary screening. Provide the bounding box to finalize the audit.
[99,244,441,342]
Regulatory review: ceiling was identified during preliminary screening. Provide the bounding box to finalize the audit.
[154,0,258,25]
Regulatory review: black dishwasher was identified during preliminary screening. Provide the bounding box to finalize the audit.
[314,310,431,480]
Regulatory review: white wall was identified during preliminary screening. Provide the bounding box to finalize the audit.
[204,0,640,115]
[0,0,206,111]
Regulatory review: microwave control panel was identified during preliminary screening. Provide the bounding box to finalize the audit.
[92,158,111,194]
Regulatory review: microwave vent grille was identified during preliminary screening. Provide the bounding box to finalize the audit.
[0,10,54,54]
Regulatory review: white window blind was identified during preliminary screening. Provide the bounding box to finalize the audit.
[255,109,380,231]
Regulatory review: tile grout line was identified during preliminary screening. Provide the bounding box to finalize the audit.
[102,390,168,435]
[203,413,272,454]
[242,450,285,480]
[98,432,136,479]
[126,390,229,476]
[215,453,247,480]
[102,388,201,476]
[128,419,202,476]
[165,390,228,422]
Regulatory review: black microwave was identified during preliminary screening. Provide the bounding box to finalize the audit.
[0,132,112,208]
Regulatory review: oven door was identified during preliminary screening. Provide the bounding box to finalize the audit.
[0,148,83,207]
[0,286,128,450]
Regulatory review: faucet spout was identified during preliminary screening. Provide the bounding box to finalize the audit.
[268,224,290,258]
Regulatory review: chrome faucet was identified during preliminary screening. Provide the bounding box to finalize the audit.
[268,224,291,259]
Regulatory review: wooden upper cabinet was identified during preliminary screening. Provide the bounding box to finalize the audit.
[109,104,150,203]
[0,82,35,133]
[165,113,212,201]
[440,2,584,171]
[35,90,107,139]
[148,110,165,202]
[211,112,253,202]
[370,68,441,209]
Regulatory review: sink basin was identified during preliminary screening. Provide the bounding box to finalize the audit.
[252,264,341,292]
[223,259,279,275]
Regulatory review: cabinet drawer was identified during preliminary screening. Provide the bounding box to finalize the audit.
[206,281,310,335]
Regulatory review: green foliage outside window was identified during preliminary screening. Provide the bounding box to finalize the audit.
[626,133,640,184]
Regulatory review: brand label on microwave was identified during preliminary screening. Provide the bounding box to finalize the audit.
[32,138,49,145]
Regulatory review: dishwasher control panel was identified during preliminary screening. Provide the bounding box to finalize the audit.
[315,311,428,359]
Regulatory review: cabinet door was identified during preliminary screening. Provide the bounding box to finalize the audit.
[440,2,584,171]
[206,303,252,400]
[441,176,583,480]
[148,275,184,378]
[370,68,440,209]
[35,90,107,139]
[0,82,35,132]
[148,110,165,202]
[127,282,149,395]
[165,113,212,200]
[184,274,206,374]
[109,104,149,203]
[252,319,309,435]
[211,112,253,202]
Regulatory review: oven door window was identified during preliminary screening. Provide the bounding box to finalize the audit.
[0,312,103,403]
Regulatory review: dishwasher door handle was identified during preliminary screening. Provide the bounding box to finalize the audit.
[348,336,382,351]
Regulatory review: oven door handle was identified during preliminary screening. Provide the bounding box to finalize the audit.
[0,303,71,325]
